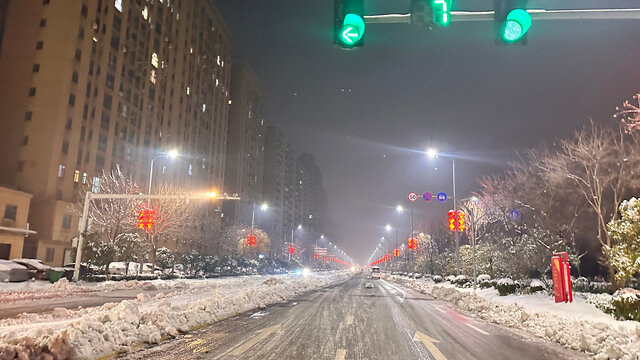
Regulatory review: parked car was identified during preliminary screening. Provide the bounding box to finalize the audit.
[62,263,97,280]
[0,259,29,282]
[11,258,51,280]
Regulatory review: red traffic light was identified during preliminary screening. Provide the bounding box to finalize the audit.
[137,208,156,232]
[447,210,465,232]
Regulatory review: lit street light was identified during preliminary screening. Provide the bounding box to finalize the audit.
[427,147,460,275]
[148,148,180,194]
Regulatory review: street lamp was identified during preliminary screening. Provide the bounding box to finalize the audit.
[427,147,459,275]
[251,202,268,234]
[148,148,179,194]
[397,205,404,213]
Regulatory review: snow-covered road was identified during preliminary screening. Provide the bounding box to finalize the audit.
[0,272,350,359]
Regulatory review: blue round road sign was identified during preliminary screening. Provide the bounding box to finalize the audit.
[437,192,448,203]
[422,192,433,202]
[509,209,520,220]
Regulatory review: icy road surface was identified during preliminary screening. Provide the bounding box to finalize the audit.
[123,272,587,360]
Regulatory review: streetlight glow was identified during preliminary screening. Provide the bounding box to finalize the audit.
[385,224,392,232]
[260,203,268,211]
[167,148,179,159]
[205,191,216,198]
[297,224,302,230]
[396,205,404,213]
[426,148,438,159]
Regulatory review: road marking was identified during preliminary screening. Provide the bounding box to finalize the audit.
[434,306,446,313]
[382,280,406,302]
[413,331,448,360]
[229,324,281,355]
[346,315,354,325]
[335,349,347,360]
[465,323,490,335]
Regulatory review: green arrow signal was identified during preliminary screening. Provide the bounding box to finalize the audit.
[339,13,365,46]
[342,26,359,43]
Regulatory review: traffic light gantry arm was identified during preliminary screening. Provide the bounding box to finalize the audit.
[363,8,640,24]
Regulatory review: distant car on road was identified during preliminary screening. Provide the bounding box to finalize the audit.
[11,258,51,280]
[371,266,381,280]
[0,259,29,282]
[364,282,374,288]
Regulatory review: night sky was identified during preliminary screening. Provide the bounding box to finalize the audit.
[213,0,640,264]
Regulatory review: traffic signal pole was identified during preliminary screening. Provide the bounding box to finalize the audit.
[362,8,640,24]
[72,192,240,282]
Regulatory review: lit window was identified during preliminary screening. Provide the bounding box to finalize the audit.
[114,0,122,12]
[57,164,66,178]
[162,166,167,174]
[142,6,149,20]
[73,170,80,183]
[176,13,179,20]
[201,104,206,112]
[151,53,158,68]
[186,87,190,95]
[215,78,219,87]
[150,69,156,84]
[228,99,232,105]
[91,177,100,193]
[82,172,87,184]
[216,56,220,65]
[189,47,193,54]
[188,164,192,176]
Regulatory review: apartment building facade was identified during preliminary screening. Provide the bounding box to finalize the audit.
[0,0,232,265]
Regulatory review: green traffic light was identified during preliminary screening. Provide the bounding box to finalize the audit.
[502,9,531,42]
[339,13,365,46]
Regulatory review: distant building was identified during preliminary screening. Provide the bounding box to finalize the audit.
[0,0,232,264]
[262,125,296,255]
[0,186,35,260]
[223,63,265,226]
[297,153,328,259]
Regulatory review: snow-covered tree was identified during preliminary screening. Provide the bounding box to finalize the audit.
[81,232,115,271]
[155,247,175,270]
[74,166,142,243]
[613,93,640,133]
[607,198,640,285]
[114,232,147,275]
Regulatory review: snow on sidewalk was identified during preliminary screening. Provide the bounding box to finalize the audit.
[391,277,640,360]
[0,272,350,360]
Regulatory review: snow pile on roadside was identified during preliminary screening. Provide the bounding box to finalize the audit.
[0,272,350,360]
[0,279,96,304]
[392,277,640,360]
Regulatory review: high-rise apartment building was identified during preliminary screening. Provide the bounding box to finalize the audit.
[262,125,296,254]
[223,63,265,225]
[0,0,231,265]
[297,153,327,254]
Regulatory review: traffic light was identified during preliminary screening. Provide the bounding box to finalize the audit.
[448,210,457,231]
[457,211,466,232]
[288,246,295,254]
[247,234,256,246]
[334,0,365,48]
[137,208,156,232]
[495,0,531,43]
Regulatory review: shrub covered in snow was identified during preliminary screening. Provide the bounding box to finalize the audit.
[444,275,456,283]
[611,288,640,321]
[432,275,443,283]
[528,279,546,293]
[477,274,491,283]
[572,277,590,293]
[453,275,469,286]
[584,293,615,315]
[496,278,516,296]
[479,281,494,289]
